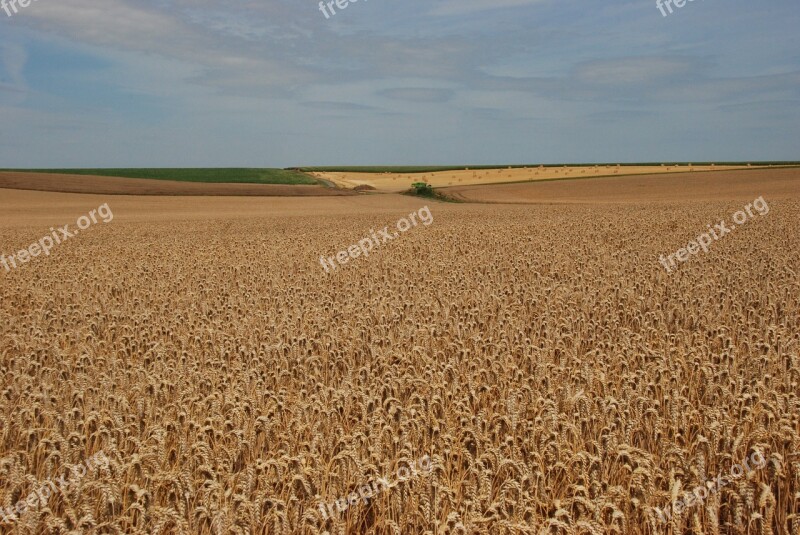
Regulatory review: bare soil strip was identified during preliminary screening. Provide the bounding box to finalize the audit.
[0,172,356,197]
[440,168,800,204]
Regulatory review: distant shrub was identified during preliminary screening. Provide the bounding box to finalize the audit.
[411,182,433,196]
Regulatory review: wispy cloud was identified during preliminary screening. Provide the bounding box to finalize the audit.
[0,43,27,89]
[379,88,455,103]
[0,0,798,166]
[429,0,548,16]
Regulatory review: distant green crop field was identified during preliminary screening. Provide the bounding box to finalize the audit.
[3,168,320,185]
[301,162,800,174]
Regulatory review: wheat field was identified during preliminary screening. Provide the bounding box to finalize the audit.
[0,178,798,534]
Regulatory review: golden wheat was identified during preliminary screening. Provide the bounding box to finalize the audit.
[0,187,798,534]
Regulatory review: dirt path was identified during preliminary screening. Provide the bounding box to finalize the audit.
[0,172,357,197]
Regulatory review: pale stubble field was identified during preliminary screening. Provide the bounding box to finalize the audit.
[0,170,798,534]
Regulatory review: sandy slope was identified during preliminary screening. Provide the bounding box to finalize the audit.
[311,164,768,193]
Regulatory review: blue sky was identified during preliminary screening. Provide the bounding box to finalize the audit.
[0,0,798,167]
